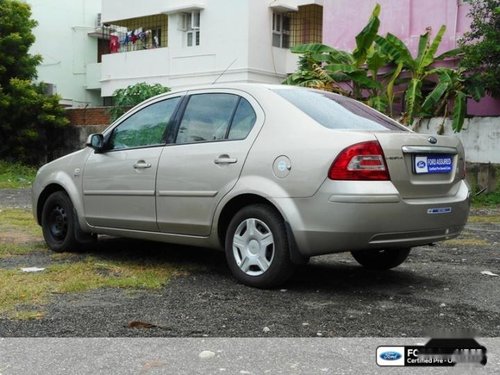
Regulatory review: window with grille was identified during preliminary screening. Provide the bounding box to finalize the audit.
[290,5,323,46]
[272,5,323,49]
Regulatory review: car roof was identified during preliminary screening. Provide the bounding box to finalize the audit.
[163,82,306,96]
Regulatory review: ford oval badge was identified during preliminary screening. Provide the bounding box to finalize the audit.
[428,136,438,144]
[380,351,403,361]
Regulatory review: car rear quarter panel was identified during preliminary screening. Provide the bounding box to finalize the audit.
[238,89,379,198]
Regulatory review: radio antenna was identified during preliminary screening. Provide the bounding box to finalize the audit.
[212,58,237,84]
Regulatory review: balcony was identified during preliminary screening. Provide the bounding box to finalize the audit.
[100,48,171,96]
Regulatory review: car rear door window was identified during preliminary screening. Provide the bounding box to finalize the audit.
[176,94,240,144]
[109,97,180,150]
[227,98,256,140]
[175,93,257,144]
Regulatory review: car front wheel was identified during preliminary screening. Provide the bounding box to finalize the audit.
[351,248,411,270]
[41,191,81,252]
[225,204,295,288]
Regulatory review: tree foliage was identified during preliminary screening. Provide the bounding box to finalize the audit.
[0,0,40,85]
[109,82,171,121]
[459,0,500,98]
[285,4,485,132]
[0,0,69,165]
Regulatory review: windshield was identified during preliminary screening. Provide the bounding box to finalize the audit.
[273,88,407,132]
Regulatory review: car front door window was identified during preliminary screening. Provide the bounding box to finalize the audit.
[109,97,180,150]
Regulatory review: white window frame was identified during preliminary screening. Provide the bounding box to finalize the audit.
[272,12,290,48]
[182,11,201,47]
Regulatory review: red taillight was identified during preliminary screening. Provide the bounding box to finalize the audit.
[328,141,390,180]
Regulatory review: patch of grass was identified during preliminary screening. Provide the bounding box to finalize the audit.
[443,237,490,247]
[0,242,47,258]
[0,208,192,320]
[0,160,37,189]
[443,229,491,247]
[0,209,42,258]
[0,209,41,236]
[0,257,188,319]
[472,190,500,207]
[12,310,46,321]
[468,214,500,224]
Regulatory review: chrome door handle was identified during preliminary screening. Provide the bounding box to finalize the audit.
[214,155,238,165]
[133,160,152,169]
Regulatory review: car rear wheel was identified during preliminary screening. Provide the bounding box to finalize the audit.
[351,248,411,270]
[225,204,295,288]
[41,191,82,252]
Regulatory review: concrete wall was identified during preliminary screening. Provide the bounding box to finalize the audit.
[414,117,500,164]
[53,107,109,160]
[28,0,102,107]
[52,125,106,160]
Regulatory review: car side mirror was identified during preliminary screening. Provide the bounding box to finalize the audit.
[86,133,105,153]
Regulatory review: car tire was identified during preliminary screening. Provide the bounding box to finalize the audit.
[351,248,411,270]
[41,191,82,252]
[225,204,296,288]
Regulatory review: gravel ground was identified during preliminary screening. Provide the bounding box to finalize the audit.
[1,189,499,338]
[0,188,32,210]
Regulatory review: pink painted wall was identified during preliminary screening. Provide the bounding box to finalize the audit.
[323,0,500,116]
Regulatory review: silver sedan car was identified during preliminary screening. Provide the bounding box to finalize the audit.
[33,84,470,288]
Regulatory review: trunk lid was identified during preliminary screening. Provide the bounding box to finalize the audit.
[375,132,466,199]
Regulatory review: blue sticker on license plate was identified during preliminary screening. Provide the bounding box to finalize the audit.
[414,155,453,174]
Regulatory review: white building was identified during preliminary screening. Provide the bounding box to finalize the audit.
[27,0,102,107]
[98,0,324,98]
[28,0,323,104]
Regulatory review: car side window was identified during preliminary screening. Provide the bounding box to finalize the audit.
[176,94,240,144]
[227,98,256,140]
[109,97,180,150]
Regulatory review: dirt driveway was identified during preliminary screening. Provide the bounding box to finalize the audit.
[1,189,499,338]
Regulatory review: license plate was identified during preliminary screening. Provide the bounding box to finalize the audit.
[414,155,453,174]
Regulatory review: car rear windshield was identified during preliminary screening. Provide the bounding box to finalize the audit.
[273,88,407,132]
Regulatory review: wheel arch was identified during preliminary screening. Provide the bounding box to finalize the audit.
[36,179,85,231]
[215,193,308,265]
[36,184,66,225]
[216,194,279,246]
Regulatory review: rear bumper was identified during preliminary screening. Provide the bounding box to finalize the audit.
[277,180,470,257]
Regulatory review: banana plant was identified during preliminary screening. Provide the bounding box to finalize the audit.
[375,25,464,127]
[285,3,481,132]
[285,4,391,111]
[420,67,482,132]
[325,3,387,105]
[283,43,353,94]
